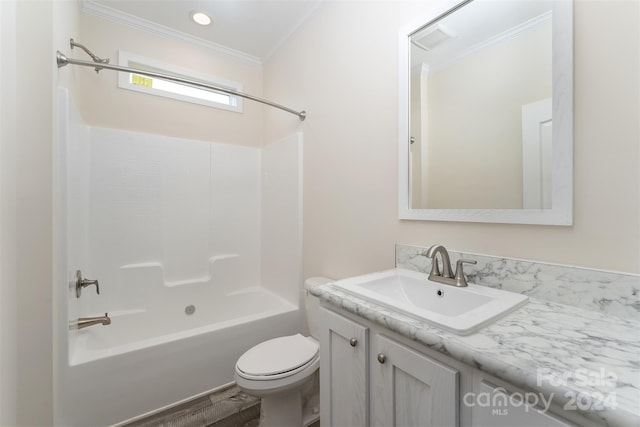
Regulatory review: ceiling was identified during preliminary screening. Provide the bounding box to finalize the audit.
[89,0,323,61]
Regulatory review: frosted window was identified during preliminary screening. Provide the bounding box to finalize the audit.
[118,51,242,113]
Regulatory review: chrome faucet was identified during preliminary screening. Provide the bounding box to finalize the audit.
[424,244,477,287]
[70,313,111,330]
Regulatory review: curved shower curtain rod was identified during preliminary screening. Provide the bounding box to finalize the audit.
[56,39,306,121]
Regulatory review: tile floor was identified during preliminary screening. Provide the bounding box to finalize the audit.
[123,384,320,427]
[124,385,260,427]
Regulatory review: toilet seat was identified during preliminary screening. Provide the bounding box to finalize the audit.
[235,334,319,381]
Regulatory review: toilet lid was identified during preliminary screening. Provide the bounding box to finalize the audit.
[236,334,318,377]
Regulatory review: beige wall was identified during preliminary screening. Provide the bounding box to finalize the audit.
[15,0,55,423]
[12,1,54,425]
[1,1,80,425]
[76,13,265,147]
[264,0,640,277]
[0,0,17,424]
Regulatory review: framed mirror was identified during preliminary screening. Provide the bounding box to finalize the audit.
[398,0,573,225]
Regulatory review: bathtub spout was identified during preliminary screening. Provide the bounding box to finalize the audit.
[70,313,111,330]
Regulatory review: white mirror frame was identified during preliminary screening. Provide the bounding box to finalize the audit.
[398,0,573,225]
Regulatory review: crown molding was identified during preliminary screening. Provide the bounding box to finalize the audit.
[263,0,324,62]
[81,0,263,66]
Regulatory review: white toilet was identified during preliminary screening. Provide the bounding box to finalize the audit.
[234,277,330,427]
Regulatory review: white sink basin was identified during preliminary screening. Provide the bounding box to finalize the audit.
[331,268,528,335]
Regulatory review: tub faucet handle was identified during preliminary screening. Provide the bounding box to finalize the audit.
[76,270,100,298]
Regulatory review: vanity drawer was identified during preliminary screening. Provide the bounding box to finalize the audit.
[471,373,575,427]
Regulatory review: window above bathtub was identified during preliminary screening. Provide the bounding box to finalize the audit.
[117,51,243,113]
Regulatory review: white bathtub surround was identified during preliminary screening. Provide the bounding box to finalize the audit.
[396,244,640,319]
[69,128,263,317]
[57,91,304,426]
[262,133,304,305]
[307,280,640,427]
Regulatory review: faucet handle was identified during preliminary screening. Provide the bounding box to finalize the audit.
[454,259,477,287]
[75,270,100,298]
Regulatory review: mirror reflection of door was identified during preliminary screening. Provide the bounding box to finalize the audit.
[522,98,552,209]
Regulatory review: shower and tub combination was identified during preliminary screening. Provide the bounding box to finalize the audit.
[55,42,306,426]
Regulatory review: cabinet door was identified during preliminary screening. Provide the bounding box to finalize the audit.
[372,335,459,427]
[319,307,369,427]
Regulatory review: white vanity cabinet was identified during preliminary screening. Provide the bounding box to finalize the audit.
[371,334,459,426]
[319,307,463,427]
[319,305,604,427]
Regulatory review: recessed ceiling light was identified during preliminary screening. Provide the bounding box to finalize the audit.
[191,11,212,26]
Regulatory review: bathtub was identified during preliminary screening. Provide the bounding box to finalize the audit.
[56,88,304,426]
[60,286,302,427]
[69,284,297,365]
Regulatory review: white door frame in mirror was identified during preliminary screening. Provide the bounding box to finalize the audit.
[398,0,573,225]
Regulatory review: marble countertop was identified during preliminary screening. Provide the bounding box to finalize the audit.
[306,277,640,427]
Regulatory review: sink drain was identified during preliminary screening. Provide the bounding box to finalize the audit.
[185,304,196,315]
[436,289,445,297]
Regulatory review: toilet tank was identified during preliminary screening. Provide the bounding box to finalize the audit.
[304,277,333,339]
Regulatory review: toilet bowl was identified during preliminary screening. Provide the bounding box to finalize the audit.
[234,334,319,427]
[234,277,332,427]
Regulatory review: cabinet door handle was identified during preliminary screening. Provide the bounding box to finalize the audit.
[349,338,358,347]
[377,353,387,364]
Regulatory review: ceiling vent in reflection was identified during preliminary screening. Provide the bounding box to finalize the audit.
[412,25,455,51]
